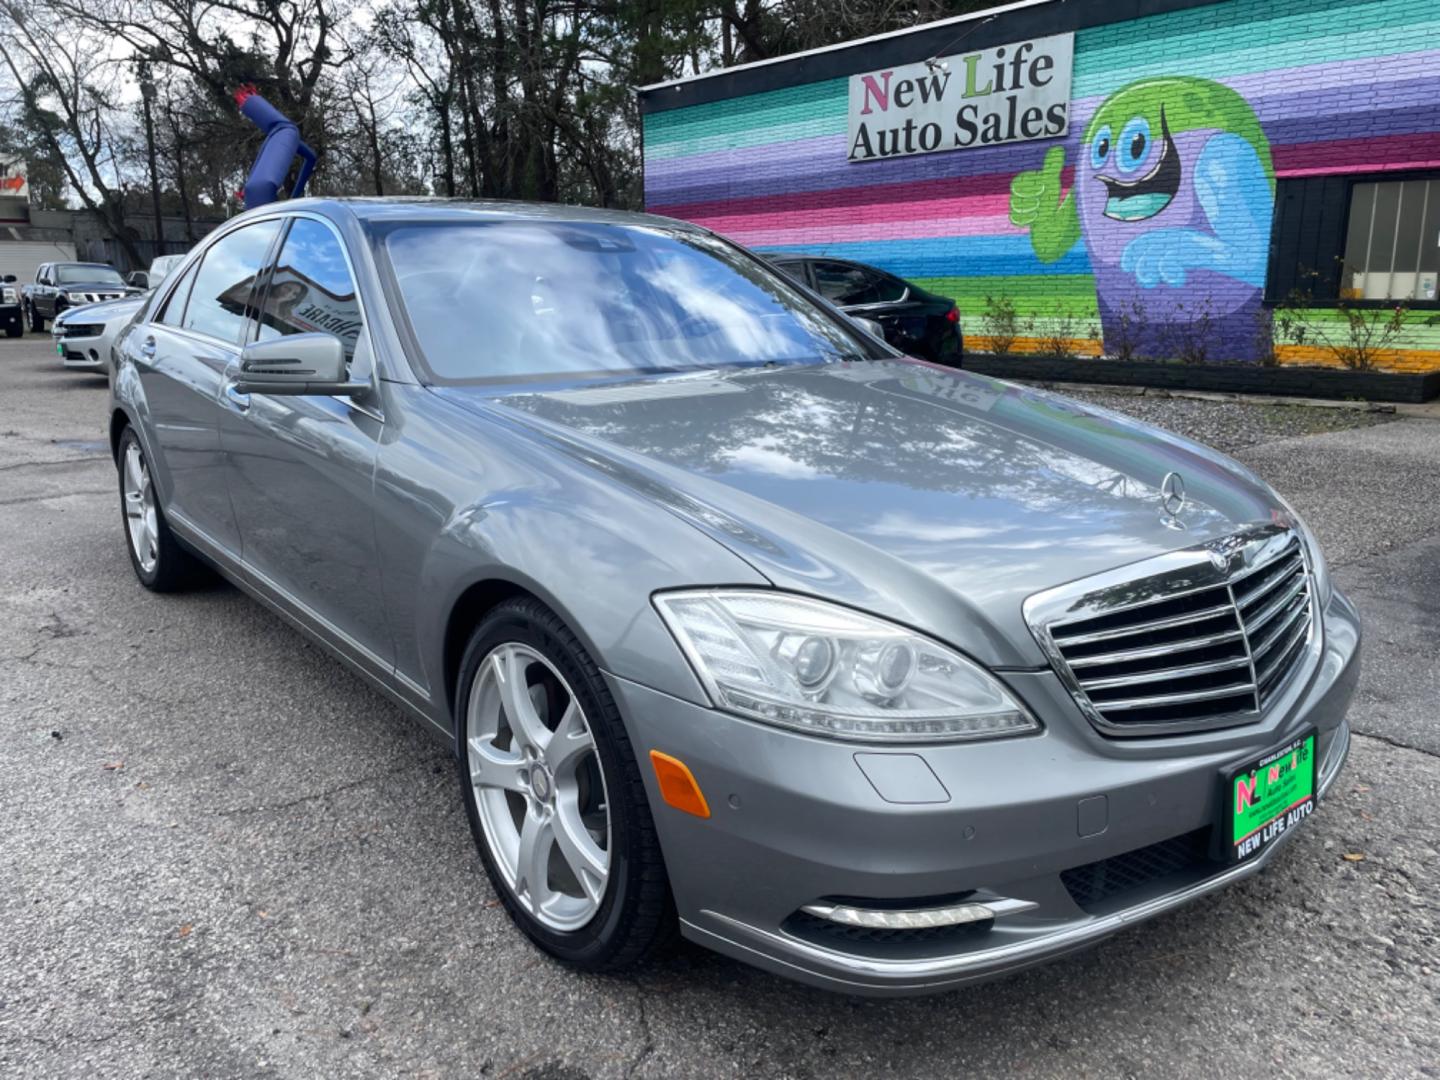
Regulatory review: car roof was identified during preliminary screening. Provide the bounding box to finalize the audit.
[250,196,708,235]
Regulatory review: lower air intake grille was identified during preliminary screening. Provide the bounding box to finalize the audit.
[1029,527,1317,736]
[1061,828,1220,913]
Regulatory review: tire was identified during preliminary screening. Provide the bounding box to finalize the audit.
[4,321,19,339]
[115,426,208,592]
[456,597,675,971]
[26,303,44,333]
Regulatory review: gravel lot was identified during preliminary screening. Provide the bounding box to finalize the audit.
[2,338,1437,1078]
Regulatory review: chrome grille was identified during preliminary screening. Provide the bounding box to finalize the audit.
[1027,527,1317,736]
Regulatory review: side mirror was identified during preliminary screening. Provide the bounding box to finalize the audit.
[234,333,367,396]
[851,315,887,340]
[126,271,149,288]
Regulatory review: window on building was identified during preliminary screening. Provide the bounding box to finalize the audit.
[1267,174,1440,305]
[1342,179,1440,302]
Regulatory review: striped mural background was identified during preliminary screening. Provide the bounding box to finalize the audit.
[643,0,1440,370]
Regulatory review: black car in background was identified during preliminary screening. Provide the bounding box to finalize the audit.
[0,275,20,338]
[765,255,962,366]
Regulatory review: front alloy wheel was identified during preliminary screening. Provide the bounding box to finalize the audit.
[467,642,611,931]
[456,598,675,970]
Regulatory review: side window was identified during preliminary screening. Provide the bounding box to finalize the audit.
[158,261,200,327]
[36,265,48,285]
[772,260,811,288]
[812,261,879,305]
[254,217,364,366]
[872,272,907,303]
[183,220,282,344]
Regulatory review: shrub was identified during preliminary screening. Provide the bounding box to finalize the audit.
[1274,268,1413,371]
[980,295,1020,356]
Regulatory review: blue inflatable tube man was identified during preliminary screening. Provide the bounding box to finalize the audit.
[235,84,316,209]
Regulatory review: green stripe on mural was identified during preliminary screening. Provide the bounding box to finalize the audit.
[1074,0,1440,98]
[645,78,846,149]
[912,275,1100,319]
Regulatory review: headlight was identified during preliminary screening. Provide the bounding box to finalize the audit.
[653,590,1039,743]
[1274,493,1331,606]
[1,288,14,303]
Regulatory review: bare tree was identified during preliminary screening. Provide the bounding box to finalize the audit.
[0,0,143,263]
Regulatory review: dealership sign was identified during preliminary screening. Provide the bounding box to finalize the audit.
[847,32,1074,161]
[0,159,28,198]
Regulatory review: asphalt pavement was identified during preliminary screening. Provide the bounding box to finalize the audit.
[1,336,1436,1078]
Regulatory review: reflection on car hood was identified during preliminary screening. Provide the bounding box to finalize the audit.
[435,361,1281,666]
[56,295,144,323]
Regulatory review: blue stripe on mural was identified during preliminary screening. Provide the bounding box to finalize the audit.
[753,237,1093,279]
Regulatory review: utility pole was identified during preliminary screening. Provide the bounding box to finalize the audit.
[138,62,164,266]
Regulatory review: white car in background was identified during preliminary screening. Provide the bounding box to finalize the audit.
[52,253,188,373]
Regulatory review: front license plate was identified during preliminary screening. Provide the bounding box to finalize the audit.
[1225,729,1317,863]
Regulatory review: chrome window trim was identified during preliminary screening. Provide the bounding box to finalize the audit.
[1023,523,1323,738]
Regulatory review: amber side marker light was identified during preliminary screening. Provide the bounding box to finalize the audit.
[649,750,711,818]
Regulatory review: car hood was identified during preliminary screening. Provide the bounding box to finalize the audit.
[56,295,143,323]
[433,361,1283,667]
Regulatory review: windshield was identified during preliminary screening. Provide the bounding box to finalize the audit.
[58,265,124,285]
[380,220,875,383]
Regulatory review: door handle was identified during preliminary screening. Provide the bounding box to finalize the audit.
[225,382,251,411]
[139,336,156,359]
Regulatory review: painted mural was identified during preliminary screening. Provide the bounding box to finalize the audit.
[1011,77,1275,361]
[642,0,1440,371]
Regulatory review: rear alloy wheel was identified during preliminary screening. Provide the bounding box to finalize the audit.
[456,598,675,970]
[26,303,44,333]
[116,427,207,592]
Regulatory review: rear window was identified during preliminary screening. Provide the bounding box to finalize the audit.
[379,220,875,383]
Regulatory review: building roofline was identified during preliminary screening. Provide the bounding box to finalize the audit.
[636,0,1225,115]
[637,0,1055,93]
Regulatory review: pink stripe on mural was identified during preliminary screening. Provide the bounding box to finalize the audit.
[1273,132,1440,175]
[711,213,1021,248]
[657,171,1047,228]
[694,192,1014,236]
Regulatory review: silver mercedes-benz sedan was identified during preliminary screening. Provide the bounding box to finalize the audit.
[108,198,1358,996]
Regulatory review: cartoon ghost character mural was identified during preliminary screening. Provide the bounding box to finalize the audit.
[1010,77,1275,361]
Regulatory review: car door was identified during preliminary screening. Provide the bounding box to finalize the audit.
[217,213,392,673]
[129,218,284,557]
[33,265,54,318]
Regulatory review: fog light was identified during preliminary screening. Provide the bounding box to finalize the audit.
[800,896,1036,929]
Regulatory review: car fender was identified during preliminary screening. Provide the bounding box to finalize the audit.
[371,386,771,730]
[107,345,168,498]
[412,481,770,734]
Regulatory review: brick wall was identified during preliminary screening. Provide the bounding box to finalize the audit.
[643,0,1440,372]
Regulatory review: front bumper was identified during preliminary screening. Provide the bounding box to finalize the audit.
[52,327,106,369]
[610,589,1360,996]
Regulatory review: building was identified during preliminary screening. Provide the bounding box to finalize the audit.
[639,0,1440,374]
[0,159,217,283]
